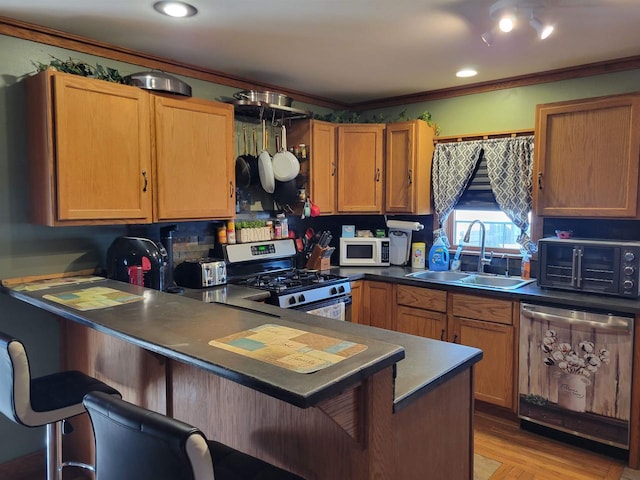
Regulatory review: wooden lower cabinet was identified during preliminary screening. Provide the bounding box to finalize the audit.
[350,280,364,324]
[396,306,447,341]
[382,283,517,411]
[395,285,447,341]
[450,293,516,410]
[363,281,394,329]
[451,316,514,408]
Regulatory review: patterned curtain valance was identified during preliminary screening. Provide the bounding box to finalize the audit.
[431,135,535,253]
[432,141,482,245]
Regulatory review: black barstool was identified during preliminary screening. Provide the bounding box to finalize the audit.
[83,391,306,480]
[0,331,121,480]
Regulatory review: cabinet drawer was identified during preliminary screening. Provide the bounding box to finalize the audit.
[397,285,447,312]
[451,293,513,325]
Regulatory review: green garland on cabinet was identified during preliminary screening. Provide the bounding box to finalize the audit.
[32,56,127,83]
[312,108,440,135]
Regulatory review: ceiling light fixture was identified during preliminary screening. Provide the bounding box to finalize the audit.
[481,30,495,47]
[153,1,198,18]
[456,69,478,78]
[498,12,515,33]
[529,16,554,40]
[483,0,554,46]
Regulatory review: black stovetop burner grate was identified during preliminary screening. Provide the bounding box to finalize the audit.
[239,269,345,294]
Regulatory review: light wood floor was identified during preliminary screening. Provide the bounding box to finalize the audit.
[474,409,635,480]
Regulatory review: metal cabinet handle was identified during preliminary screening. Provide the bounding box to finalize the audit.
[376,168,381,182]
[331,161,336,176]
[571,247,579,288]
[142,171,148,192]
[537,172,543,190]
[229,181,234,198]
[452,334,458,344]
[521,305,631,333]
[408,169,412,185]
[440,329,445,341]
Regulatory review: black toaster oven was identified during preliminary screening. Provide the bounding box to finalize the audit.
[537,238,640,298]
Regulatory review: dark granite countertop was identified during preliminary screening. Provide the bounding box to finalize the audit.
[333,266,640,315]
[2,277,482,412]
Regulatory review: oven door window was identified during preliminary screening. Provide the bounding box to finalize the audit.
[580,246,620,293]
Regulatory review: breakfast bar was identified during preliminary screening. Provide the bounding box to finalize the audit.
[2,276,482,480]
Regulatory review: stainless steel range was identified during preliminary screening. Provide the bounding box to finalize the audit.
[217,239,352,320]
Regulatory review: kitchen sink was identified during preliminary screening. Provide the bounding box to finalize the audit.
[405,270,535,290]
[405,271,471,282]
[457,274,535,290]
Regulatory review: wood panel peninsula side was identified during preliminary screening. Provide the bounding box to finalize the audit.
[1,276,482,480]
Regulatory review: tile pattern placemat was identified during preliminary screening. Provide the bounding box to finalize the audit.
[43,286,144,311]
[209,323,368,373]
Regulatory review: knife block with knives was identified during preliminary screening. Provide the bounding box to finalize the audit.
[304,230,334,270]
[305,245,335,271]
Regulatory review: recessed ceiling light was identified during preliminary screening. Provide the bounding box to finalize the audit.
[153,1,198,18]
[498,14,515,33]
[456,69,478,78]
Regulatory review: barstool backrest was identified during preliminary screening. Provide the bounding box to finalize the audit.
[0,332,34,426]
[83,391,215,480]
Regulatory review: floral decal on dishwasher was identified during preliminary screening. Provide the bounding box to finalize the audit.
[541,330,610,377]
[540,330,610,412]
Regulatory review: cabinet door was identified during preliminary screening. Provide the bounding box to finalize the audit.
[288,120,336,215]
[350,280,364,324]
[534,93,640,217]
[27,70,152,225]
[363,281,394,329]
[337,124,385,213]
[385,120,434,214]
[310,121,337,214]
[396,306,447,341]
[452,317,514,409]
[153,96,235,221]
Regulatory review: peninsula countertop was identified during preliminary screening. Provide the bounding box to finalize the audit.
[2,276,482,412]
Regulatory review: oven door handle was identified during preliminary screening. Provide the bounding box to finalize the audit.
[521,305,631,333]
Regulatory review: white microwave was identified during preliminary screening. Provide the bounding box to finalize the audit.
[339,237,390,267]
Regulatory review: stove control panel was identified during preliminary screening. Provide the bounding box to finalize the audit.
[277,281,351,308]
[224,239,297,264]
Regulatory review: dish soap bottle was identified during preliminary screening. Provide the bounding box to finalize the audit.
[429,237,450,271]
[520,252,531,279]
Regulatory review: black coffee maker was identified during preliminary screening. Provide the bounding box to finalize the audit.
[107,236,170,291]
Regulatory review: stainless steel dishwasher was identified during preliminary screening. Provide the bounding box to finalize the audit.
[519,303,633,449]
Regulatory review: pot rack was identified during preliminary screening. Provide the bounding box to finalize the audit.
[231,99,312,124]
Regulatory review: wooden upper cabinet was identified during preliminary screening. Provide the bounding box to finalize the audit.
[288,119,336,215]
[152,95,235,221]
[26,70,236,226]
[337,124,385,213]
[27,69,152,225]
[385,120,435,214]
[534,93,640,218]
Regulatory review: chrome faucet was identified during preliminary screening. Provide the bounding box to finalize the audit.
[463,220,492,273]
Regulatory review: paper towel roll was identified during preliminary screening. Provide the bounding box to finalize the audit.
[385,220,424,231]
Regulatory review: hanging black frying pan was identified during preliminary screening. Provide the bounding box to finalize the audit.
[235,125,259,188]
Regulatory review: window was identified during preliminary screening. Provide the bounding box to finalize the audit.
[446,209,531,254]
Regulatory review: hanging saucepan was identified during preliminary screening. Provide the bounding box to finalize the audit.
[272,125,300,182]
[271,132,298,208]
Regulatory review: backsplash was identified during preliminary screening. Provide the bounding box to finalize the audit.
[542,218,640,241]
